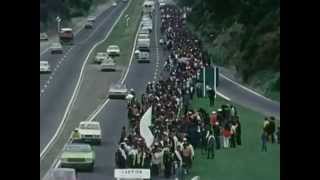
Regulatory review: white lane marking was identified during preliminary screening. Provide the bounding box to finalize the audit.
[121,23,142,84]
[153,7,160,81]
[219,73,277,103]
[216,91,231,101]
[77,7,119,45]
[88,22,143,122]
[40,0,132,160]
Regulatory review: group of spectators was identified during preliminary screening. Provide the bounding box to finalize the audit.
[114,4,242,179]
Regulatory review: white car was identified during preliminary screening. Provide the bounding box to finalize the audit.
[94,52,109,64]
[40,61,51,73]
[51,43,63,54]
[112,1,117,6]
[87,16,96,23]
[40,33,48,41]
[43,168,76,180]
[135,50,150,63]
[100,56,116,71]
[108,83,128,99]
[78,121,102,145]
[107,45,120,56]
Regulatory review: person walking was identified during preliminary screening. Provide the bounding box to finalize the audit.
[235,116,242,146]
[230,122,237,148]
[213,122,221,149]
[261,131,268,152]
[276,126,280,144]
[207,86,215,107]
[206,130,215,159]
[268,117,276,143]
[223,125,231,148]
[163,149,173,178]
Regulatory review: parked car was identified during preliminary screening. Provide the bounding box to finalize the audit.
[78,121,102,145]
[60,144,95,171]
[100,56,116,71]
[107,45,120,56]
[108,83,128,99]
[40,33,48,41]
[43,168,76,180]
[112,1,117,6]
[40,61,51,73]
[50,43,63,54]
[94,52,109,64]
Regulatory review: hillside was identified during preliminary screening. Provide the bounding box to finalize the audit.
[177,0,280,101]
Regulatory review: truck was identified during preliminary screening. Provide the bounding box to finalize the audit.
[59,28,74,45]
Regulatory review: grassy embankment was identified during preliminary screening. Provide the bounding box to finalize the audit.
[187,96,280,180]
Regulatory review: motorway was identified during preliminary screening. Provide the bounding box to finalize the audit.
[40,2,128,152]
[74,2,164,180]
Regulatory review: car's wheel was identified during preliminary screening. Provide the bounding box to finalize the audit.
[89,163,94,172]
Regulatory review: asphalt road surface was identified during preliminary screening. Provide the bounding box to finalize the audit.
[217,75,280,119]
[75,2,168,180]
[40,2,128,152]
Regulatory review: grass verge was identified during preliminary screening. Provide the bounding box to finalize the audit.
[89,0,144,66]
[187,96,280,180]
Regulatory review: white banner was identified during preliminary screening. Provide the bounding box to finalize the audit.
[114,169,150,179]
[139,106,154,148]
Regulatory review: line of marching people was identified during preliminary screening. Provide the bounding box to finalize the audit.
[114,4,242,179]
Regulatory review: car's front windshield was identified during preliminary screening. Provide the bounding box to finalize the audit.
[80,123,100,130]
[64,145,91,152]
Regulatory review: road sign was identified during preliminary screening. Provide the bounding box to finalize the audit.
[114,169,150,179]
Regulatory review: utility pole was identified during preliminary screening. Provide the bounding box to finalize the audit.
[56,16,61,33]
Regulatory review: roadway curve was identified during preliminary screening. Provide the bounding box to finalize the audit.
[40,2,128,152]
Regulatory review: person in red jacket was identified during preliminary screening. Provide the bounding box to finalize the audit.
[223,125,231,148]
[210,111,218,128]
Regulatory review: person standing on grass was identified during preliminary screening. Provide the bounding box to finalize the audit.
[207,85,216,107]
[263,117,269,132]
[223,124,231,148]
[235,116,242,146]
[268,117,276,143]
[213,122,221,149]
[261,131,268,152]
[276,126,280,144]
[206,130,215,159]
[230,122,237,148]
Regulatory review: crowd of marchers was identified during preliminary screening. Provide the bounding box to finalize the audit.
[114,4,277,179]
